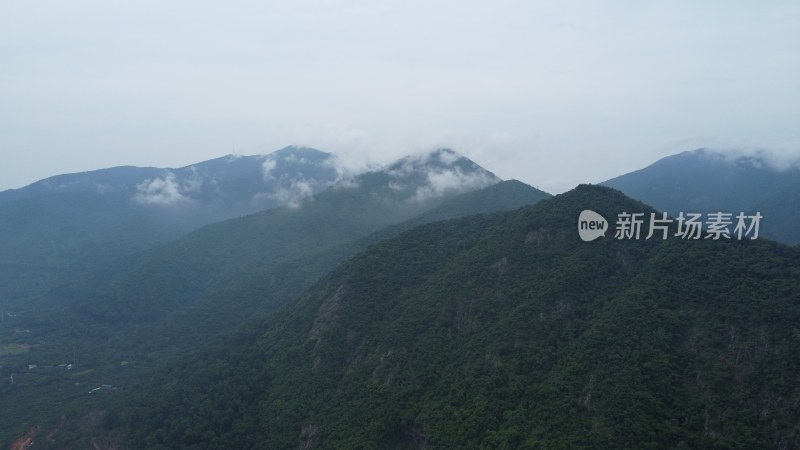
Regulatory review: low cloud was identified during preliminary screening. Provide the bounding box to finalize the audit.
[132,172,189,205]
[703,147,800,172]
[262,158,278,180]
[332,176,361,190]
[386,154,429,179]
[255,176,317,208]
[181,167,204,193]
[323,153,375,187]
[411,166,498,202]
[436,149,460,165]
[384,149,500,203]
[259,150,367,200]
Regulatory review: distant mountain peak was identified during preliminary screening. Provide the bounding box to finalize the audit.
[359,148,503,203]
[602,147,800,244]
[2,146,503,214]
[254,147,341,207]
[269,145,330,159]
[386,148,479,173]
[0,147,346,215]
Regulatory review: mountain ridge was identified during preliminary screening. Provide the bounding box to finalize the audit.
[67,184,800,448]
[0,153,546,447]
[603,148,800,244]
[61,147,502,323]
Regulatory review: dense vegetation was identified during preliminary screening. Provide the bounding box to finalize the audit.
[0,178,549,447]
[64,184,800,449]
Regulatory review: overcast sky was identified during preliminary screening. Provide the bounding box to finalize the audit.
[2,0,798,193]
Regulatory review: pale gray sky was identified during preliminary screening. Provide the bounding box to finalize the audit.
[2,0,798,193]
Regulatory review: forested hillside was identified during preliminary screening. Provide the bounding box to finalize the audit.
[0,175,549,447]
[67,184,800,449]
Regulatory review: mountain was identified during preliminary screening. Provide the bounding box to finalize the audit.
[752,180,800,245]
[106,179,551,356]
[0,146,339,208]
[71,184,800,449]
[59,148,501,323]
[602,148,800,244]
[0,150,552,447]
[0,146,343,310]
